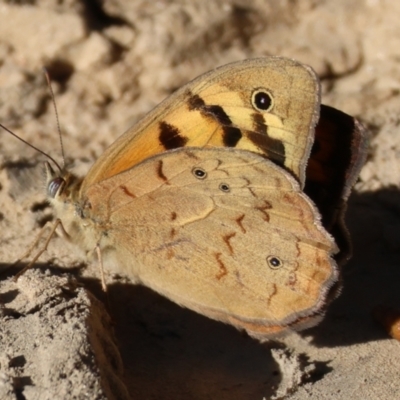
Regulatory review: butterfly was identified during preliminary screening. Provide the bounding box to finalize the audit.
[20,57,368,339]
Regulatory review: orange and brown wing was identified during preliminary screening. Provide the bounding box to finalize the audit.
[81,57,320,192]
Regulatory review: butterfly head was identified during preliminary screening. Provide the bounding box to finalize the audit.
[45,162,82,204]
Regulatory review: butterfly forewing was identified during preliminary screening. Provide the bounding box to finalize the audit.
[81,57,320,192]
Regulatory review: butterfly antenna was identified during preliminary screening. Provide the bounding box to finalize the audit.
[0,123,63,172]
[43,67,66,169]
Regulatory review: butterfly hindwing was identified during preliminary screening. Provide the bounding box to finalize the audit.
[83,147,338,339]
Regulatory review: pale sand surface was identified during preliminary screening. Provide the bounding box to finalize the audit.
[1,1,400,399]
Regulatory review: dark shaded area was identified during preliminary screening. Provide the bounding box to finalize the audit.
[43,59,75,88]
[303,188,400,347]
[105,282,282,400]
[80,0,127,31]
[9,355,26,368]
[13,376,33,400]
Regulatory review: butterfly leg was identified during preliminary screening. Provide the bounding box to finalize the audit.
[13,218,66,281]
[95,244,107,292]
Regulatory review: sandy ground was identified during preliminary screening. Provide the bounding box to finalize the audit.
[1,0,400,399]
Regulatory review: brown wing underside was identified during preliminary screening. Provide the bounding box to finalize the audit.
[85,148,338,339]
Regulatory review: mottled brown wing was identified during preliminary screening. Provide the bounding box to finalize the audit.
[83,148,338,340]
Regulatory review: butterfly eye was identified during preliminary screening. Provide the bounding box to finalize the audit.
[192,167,207,179]
[219,183,230,192]
[267,256,282,269]
[252,89,273,112]
[47,177,65,198]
